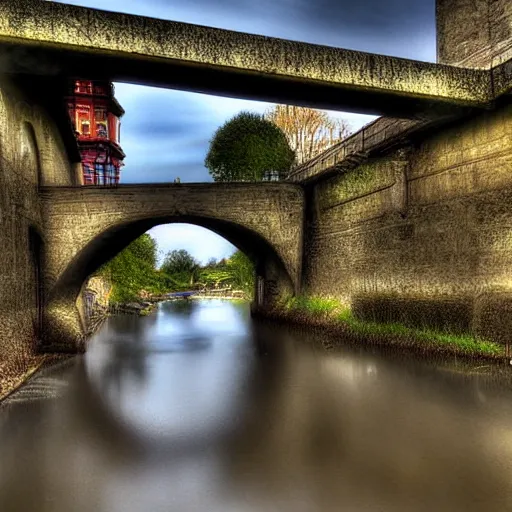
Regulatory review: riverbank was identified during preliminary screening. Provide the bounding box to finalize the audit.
[0,353,72,403]
[253,296,511,365]
[109,301,156,316]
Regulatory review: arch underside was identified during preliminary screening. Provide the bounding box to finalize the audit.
[53,214,295,300]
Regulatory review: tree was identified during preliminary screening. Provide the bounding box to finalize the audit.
[160,249,198,274]
[97,233,167,303]
[226,250,255,296]
[127,233,158,268]
[205,257,218,268]
[160,249,200,286]
[265,105,351,166]
[205,111,295,182]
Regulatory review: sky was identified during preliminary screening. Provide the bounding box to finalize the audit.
[53,0,437,266]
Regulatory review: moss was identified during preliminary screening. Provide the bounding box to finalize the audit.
[320,162,392,208]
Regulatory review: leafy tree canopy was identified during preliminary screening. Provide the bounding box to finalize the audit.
[226,250,255,295]
[127,233,158,268]
[160,249,199,275]
[205,111,295,182]
[97,233,165,303]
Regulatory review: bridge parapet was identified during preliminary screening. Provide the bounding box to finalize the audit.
[287,117,427,184]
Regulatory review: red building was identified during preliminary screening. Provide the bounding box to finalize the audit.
[66,80,125,185]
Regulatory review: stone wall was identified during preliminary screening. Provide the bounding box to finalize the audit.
[0,76,76,387]
[437,0,512,67]
[304,99,512,343]
[84,275,112,308]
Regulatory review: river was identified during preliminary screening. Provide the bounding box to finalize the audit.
[1,299,512,511]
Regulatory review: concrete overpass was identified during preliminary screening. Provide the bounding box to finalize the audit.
[0,0,503,118]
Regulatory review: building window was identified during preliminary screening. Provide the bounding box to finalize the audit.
[76,105,91,136]
[96,123,108,138]
[75,81,92,94]
[105,163,117,185]
[94,108,108,138]
[95,163,105,185]
[93,84,107,95]
[95,108,107,122]
[82,163,94,185]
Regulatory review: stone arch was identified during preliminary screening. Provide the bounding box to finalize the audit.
[43,215,296,353]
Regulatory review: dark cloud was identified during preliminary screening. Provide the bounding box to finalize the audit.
[59,0,436,60]
[151,0,436,60]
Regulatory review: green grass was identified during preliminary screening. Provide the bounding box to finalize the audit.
[286,295,341,315]
[283,295,504,357]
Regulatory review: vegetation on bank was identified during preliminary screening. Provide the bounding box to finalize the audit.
[95,234,255,305]
[281,295,504,357]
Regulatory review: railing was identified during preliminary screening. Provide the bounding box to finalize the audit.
[195,287,246,298]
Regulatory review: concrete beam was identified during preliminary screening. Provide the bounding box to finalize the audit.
[492,57,512,99]
[0,1,494,118]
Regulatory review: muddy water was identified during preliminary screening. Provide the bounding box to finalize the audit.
[1,299,512,512]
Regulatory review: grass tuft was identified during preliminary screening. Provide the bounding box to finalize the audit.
[283,295,504,357]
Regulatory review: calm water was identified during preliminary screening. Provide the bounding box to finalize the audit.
[1,299,512,511]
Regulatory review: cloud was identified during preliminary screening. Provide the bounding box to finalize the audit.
[147,224,237,266]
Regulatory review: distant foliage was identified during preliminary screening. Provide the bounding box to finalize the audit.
[160,249,200,287]
[97,234,167,303]
[226,250,255,296]
[205,111,295,182]
[97,237,256,303]
[196,251,255,296]
[127,233,158,268]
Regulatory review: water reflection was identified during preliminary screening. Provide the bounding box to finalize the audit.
[1,299,512,511]
[160,298,198,316]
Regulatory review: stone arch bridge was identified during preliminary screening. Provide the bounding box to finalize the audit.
[40,183,304,351]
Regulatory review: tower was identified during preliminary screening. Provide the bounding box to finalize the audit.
[436,0,512,68]
[66,80,125,185]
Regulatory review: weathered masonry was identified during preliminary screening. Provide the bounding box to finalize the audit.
[0,0,512,382]
[40,184,303,351]
[290,0,512,343]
